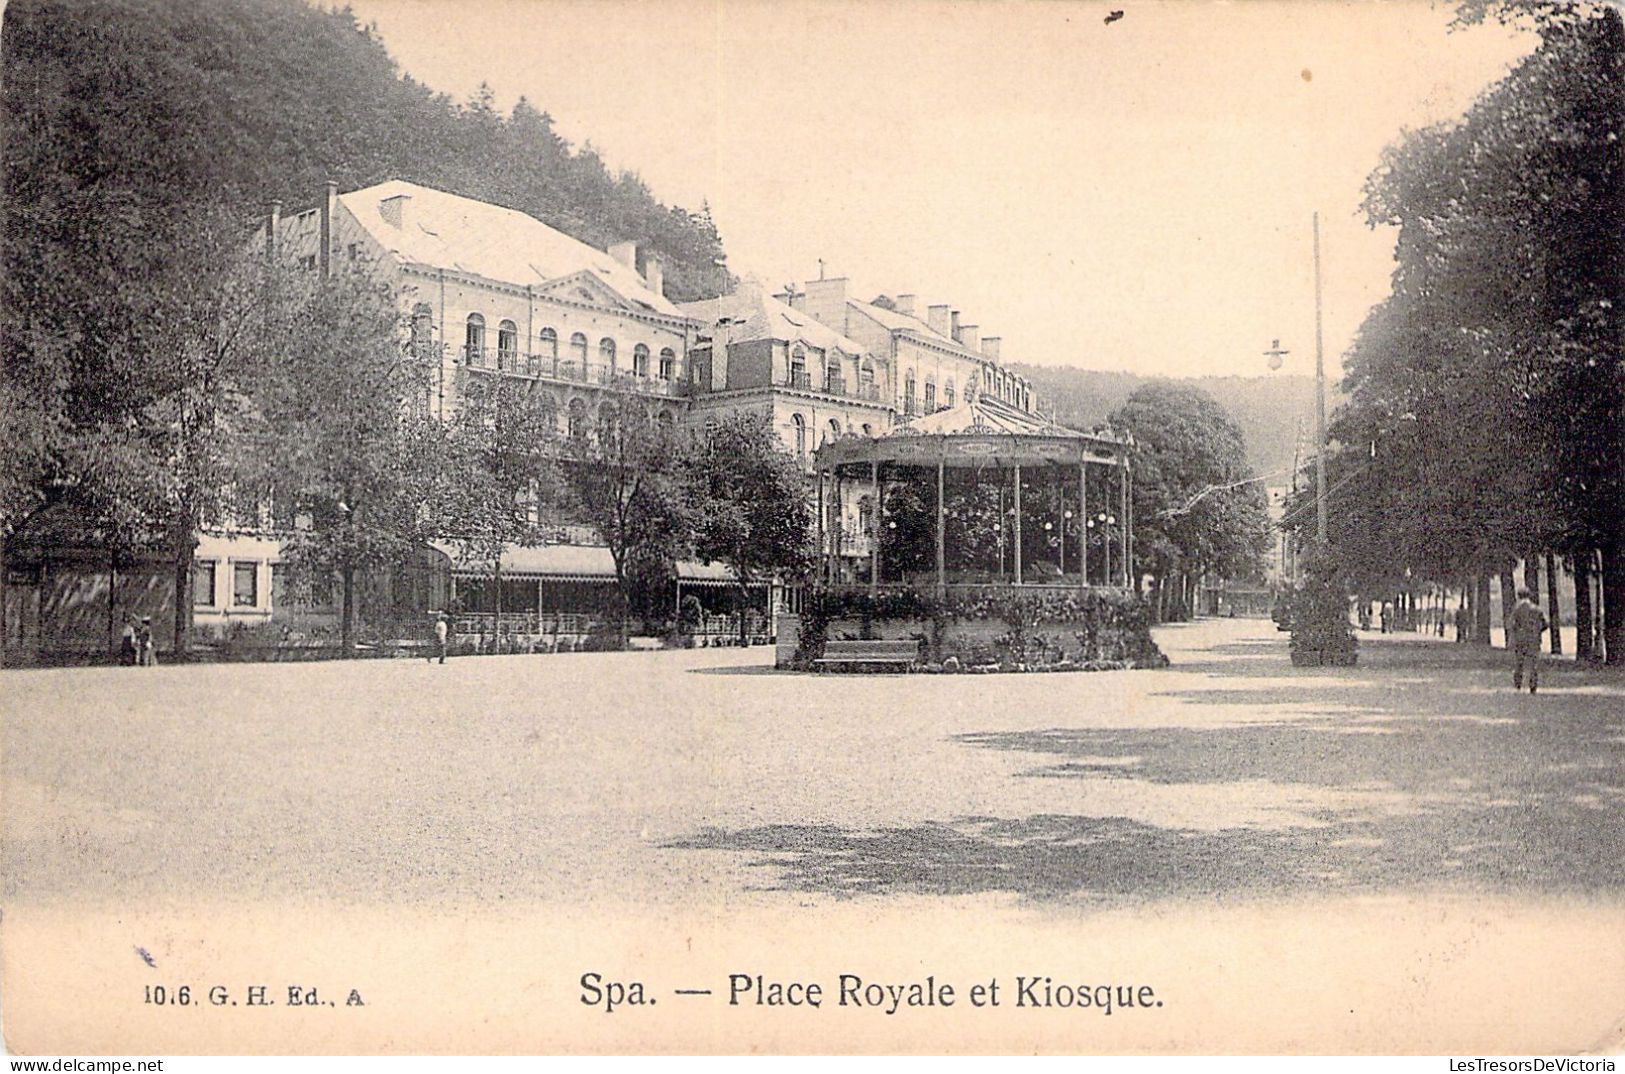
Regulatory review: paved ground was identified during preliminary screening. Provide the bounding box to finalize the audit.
[3,618,1622,912]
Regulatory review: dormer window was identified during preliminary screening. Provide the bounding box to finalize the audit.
[790,345,808,389]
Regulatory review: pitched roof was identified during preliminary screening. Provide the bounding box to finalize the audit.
[338,180,681,317]
[679,280,869,356]
[431,540,739,583]
[848,297,982,360]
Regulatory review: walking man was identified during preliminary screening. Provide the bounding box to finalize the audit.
[1509,589,1547,694]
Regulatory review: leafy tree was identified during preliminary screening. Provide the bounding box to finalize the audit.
[1314,0,1625,660]
[247,258,439,652]
[563,406,692,639]
[1109,383,1270,620]
[434,372,559,623]
[684,410,814,642]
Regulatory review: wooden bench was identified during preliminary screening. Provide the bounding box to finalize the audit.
[813,639,919,671]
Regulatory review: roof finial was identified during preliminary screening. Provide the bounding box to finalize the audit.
[817,258,826,281]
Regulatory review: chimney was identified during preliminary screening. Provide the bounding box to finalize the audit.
[643,252,665,298]
[319,180,337,279]
[379,193,412,230]
[264,199,282,259]
[609,240,638,268]
[982,337,1002,362]
[802,277,849,334]
[894,294,917,317]
[950,310,961,341]
[959,324,980,353]
[926,304,952,337]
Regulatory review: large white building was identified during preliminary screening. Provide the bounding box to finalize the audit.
[3,179,1052,659]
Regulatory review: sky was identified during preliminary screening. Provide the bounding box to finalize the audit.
[339,0,1536,380]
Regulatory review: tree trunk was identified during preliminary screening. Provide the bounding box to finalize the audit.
[1524,555,1541,610]
[1545,552,1563,655]
[1474,574,1492,645]
[737,582,750,647]
[1603,538,1624,666]
[1575,551,1594,662]
[108,557,118,659]
[1498,569,1516,647]
[341,562,355,654]
[172,528,195,659]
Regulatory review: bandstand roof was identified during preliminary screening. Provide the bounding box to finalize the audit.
[814,397,1131,470]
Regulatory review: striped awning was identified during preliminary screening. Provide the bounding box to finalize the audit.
[433,541,759,585]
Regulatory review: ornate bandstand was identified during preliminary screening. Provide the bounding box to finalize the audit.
[811,398,1135,594]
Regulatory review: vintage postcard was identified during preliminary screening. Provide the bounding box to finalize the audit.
[3,0,1623,1058]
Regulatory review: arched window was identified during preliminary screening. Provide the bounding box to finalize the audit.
[827,418,842,443]
[944,378,955,409]
[924,379,936,412]
[791,413,806,457]
[789,345,808,389]
[535,391,558,429]
[497,320,518,371]
[599,337,617,374]
[567,398,588,440]
[860,361,876,400]
[904,371,917,416]
[569,332,588,372]
[538,327,558,371]
[658,347,675,380]
[633,343,650,377]
[465,313,485,365]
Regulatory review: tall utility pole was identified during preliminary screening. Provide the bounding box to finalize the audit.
[1312,212,1328,545]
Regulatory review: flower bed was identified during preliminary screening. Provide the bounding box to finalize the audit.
[794,586,1168,672]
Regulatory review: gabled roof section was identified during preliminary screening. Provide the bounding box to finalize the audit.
[533,269,642,312]
[848,297,980,359]
[337,180,681,317]
[680,279,870,357]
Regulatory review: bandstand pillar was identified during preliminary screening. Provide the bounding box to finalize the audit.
[816,466,826,584]
[1078,459,1088,595]
[1013,463,1023,586]
[870,458,880,593]
[936,456,946,593]
[1121,459,1130,587]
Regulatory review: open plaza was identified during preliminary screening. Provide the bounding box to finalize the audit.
[7,618,1621,910]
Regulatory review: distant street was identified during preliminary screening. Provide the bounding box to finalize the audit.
[6,618,1622,910]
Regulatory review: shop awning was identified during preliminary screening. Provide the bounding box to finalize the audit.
[433,541,764,586]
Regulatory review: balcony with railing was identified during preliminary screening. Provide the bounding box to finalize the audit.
[789,369,812,390]
[825,373,847,396]
[459,345,684,397]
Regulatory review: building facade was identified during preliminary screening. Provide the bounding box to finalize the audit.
[4,180,1057,660]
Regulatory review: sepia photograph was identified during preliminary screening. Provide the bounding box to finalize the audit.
[2,0,1623,1059]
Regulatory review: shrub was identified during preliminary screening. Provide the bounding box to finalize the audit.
[1289,551,1357,656]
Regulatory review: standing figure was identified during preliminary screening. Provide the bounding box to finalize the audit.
[432,613,449,665]
[1455,604,1470,643]
[136,617,156,667]
[1509,590,1547,694]
[1379,601,1392,634]
[119,616,138,666]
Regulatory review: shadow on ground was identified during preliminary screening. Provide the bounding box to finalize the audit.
[666,630,1625,904]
